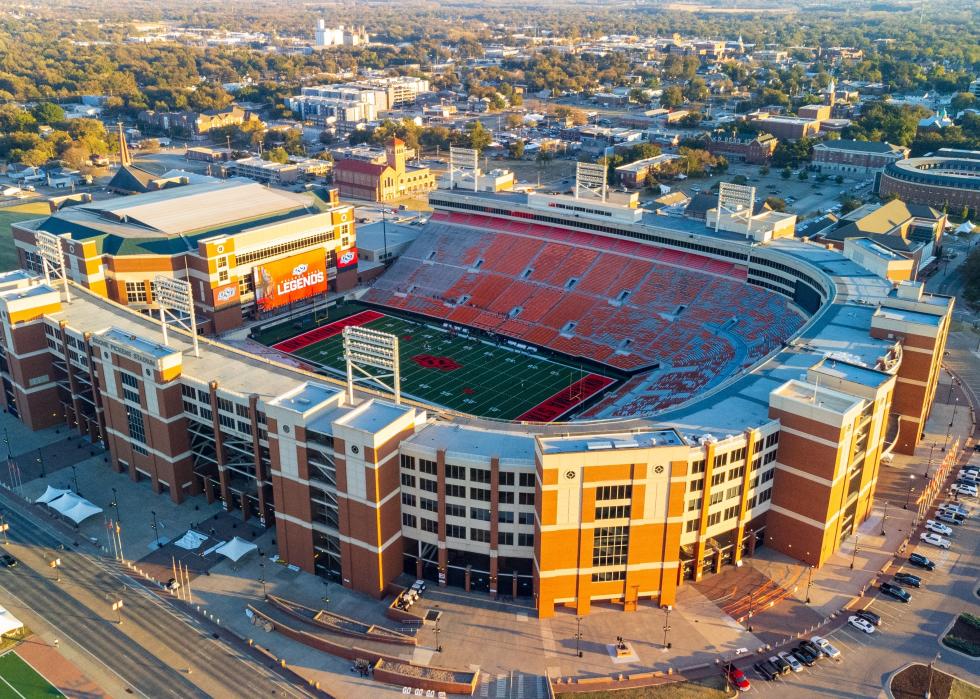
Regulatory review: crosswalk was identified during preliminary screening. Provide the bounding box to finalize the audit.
[475,672,548,698]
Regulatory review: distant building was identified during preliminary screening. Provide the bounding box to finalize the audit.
[299,78,430,112]
[749,114,821,140]
[333,138,436,202]
[917,108,954,132]
[797,104,832,121]
[185,146,234,163]
[811,140,909,178]
[138,106,261,136]
[221,157,300,186]
[614,155,681,188]
[878,149,980,214]
[314,19,368,48]
[704,133,778,164]
[437,167,516,193]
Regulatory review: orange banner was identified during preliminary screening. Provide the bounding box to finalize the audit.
[253,250,328,311]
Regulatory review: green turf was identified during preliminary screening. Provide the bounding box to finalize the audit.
[261,308,611,420]
[0,651,64,698]
[0,203,49,272]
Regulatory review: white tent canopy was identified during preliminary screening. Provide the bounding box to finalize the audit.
[45,492,103,524]
[0,605,24,636]
[214,536,258,563]
[35,485,70,505]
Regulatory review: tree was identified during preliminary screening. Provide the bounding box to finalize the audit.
[420,126,451,151]
[0,106,37,134]
[835,175,844,184]
[797,170,809,181]
[263,146,289,164]
[950,92,976,114]
[660,86,684,109]
[504,114,524,130]
[732,174,748,186]
[683,77,709,103]
[30,102,64,125]
[781,167,792,179]
[759,165,770,176]
[764,196,787,212]
[508,139,525,159]
[461,121,492,152]
[839,195,863,214]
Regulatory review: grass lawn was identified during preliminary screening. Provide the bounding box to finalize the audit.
[891,663,980,699]
[0,202,49,272]
[555,675,734,699]
[0,651,64,698]
[254,304,614,421]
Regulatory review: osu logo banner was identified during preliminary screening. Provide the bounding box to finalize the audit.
[253,251,328,311]
[213,283,239,307]
[337,248,358,269]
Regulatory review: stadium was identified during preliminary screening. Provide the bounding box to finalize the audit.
[0,182,953,618]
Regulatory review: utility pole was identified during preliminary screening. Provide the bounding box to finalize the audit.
[850,534,860,569]
[662,606,672,649]
[575,616,583,657]
[805,565,814,604]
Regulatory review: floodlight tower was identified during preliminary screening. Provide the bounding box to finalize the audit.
[575,161,607,202]
[342,326,400,404]
[449,146,479,192]
[34,231,72,302]
[152,275,200,358]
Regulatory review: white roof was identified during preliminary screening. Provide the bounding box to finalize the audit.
[45,492,103,524]
[35,485,70,504]
[214,536,258,562]
[0,606,24,636]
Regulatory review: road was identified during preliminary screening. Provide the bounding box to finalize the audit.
[0,492,312,699]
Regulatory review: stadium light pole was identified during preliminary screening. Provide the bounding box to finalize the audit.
[152,276,199,358]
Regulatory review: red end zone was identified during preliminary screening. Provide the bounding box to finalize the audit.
[516,374,615,423]
[271,310,384,353]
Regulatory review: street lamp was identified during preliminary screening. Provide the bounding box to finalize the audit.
[434,604,442,653]
[926,652,941,699]
[70,464,80,496]
[150,511,161,549]
[0,512,8,544]
[904,475,915,509]
[943,397,959,451]
[259,562,267,598]
[662,606,672,649]
[36,449,45,478]
[110,488,121,523]
[49,557,61,582]
[111,599,124,624]
[575,616,583,657]
[850,534,860,570]
[805,565,814,604]
[881,500,888,536]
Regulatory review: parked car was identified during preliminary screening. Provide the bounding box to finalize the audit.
[894,572,921,588]
[753,660,777,681]
[919,532,951,549]
[778,650,803,672]
[0,554,16,568]
[854,609,881,626]
[769,655,791,674]
[810,636,841,659]
[791,646,817,666]
[164,577,181,591]
[951,483,978,497]
[941,502,969,516]
[725,664,751,692]
[908,553,935,570]
[880,581,912,603]
[848,616,876,634]
[799,639,822,658]
[936,512,963,526]
[925,520,953,536]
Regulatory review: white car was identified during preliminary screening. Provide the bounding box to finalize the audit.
[778,650,803,672]
[811,636,841,659]
[847,616,875,634]
[919,532,951,549]
[951,484,978,497]
[925,520,953,536]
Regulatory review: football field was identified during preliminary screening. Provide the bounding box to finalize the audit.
[256,307,614,421]
[0,651,64,698]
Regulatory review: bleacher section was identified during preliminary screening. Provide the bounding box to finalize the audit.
[363,212,805,415]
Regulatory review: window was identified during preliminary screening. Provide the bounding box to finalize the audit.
[711,472,725,486]
[419,459,437,475]
[219,414,235,430]
[445,464,465,480]
[119,372,140,404]
[710,492,724,505]
[689,478,704,492]
[595,504,631,520]
[518,492,534,506]
[724,505,740,520]
[728,466,744,481]
[446,484,466,498]
[470,487,491,502]
[592,570,625,582]
[497,532,514,546]
[592,525,629,569]
[518,512,534,526]
[731,447,747,462]
[235,232,336,266]
[421,519,438,534]
[498,491,514,504]
[402,513,417,528]
[758,488,773,503]
[400,455,416,470]
[688,497,702,512]
[446,524,465,539]
[470,468,491,484]
[707,512,721,527]
[400,473,415,488]
[181,384,196,399]
[761,468,775,483]
[420,497,438,513]
[596,485,631,501]
[125,281,147,304]
[518,533,534,547]
[217,398,233,414]
[498,510,514,524]
[765,433,779,448]
[469,528,490,543]
[713,453,729,468]
[499,472,514,487]
[401,493,416,507]
[691,459,706,474]
[126,406,148,455]
[446,503,465,518]
[726,486,741,500]
[470,507,491,521]
[519,473,535,488]
[686,519,700,533]
[197,389,209,403]
[420,478,438,494]
[764,451,778,465]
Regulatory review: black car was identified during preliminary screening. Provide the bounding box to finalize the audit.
[754,660,777,681]
[908,553,935,571]
[880,581,912,603]
[791,647,817,666]
[0,554,16,568]
[769,655,791,674]
[854,609,881,626]
[798,639,822,657]
[894,572,922,588]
